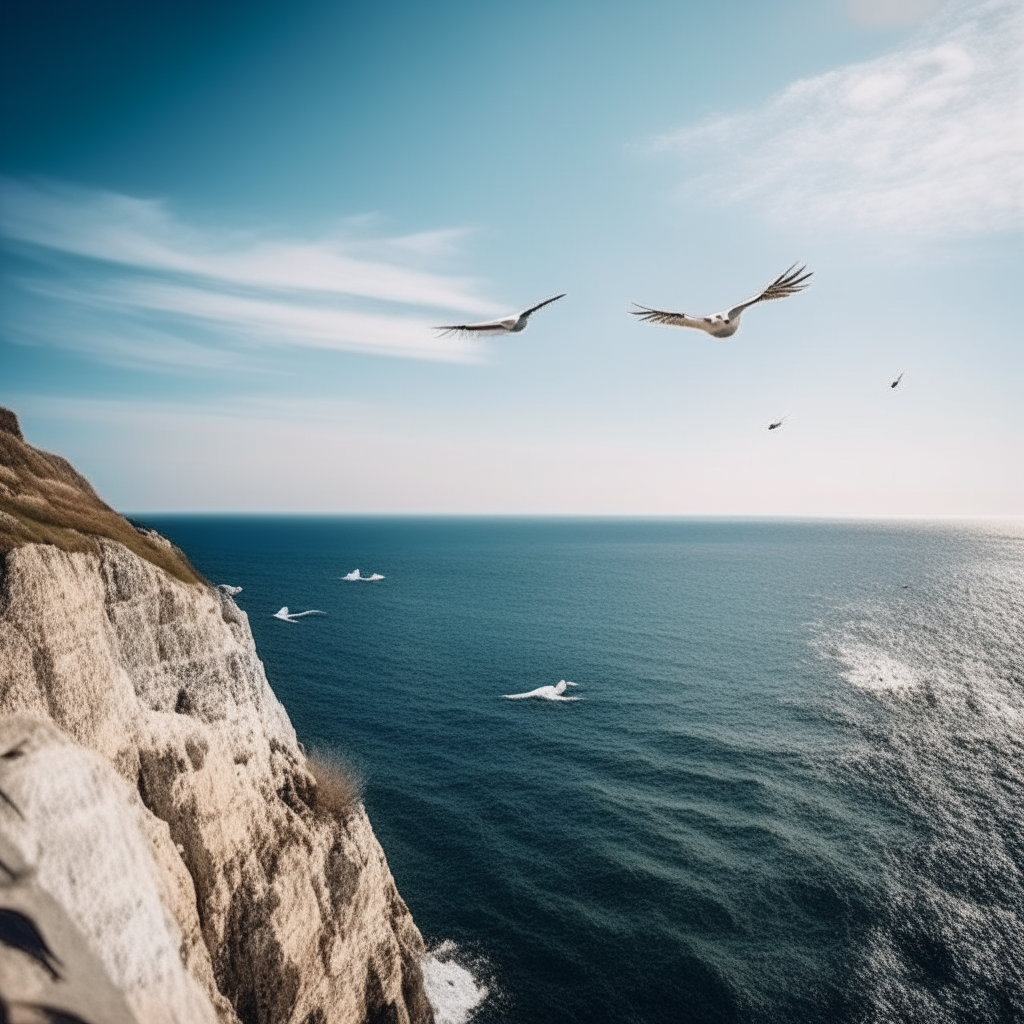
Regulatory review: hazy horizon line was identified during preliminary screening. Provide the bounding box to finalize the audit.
[130,511,1024,522]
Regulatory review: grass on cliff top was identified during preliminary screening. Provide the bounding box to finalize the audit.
[0,415,202,585]
[307,753,364,822]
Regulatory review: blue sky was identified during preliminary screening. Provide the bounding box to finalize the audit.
[1,0,1021,513]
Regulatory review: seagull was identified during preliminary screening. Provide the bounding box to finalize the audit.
[889,372,904,389]
[342,570,385,581]
[767,417,786,431]
[631,264,812,339]
[504,679,580,701]
[435,294,566,337]
[273,607,324,623]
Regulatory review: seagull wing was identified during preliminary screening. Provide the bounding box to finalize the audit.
[519,293,566,319]
[630,305,716,333]
[434,317,517,337]
[727,264,813,319]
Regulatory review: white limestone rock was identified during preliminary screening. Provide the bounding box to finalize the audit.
[0,539,433,1024]
[0,714,218,1024]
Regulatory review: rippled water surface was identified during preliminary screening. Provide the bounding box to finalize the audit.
[143,517,1024,1024]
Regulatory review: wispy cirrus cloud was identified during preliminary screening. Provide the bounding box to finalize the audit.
[653,0,1023,236]
[13,275,480,363]
[0,178,498,365]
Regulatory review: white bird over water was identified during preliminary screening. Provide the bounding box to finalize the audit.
[631,264,812,339]
[343,570,385,581]
[435,294,566,337]
[273,607,324,623]
[504,679,580,701]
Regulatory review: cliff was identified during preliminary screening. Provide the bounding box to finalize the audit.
[0,410,434,1024]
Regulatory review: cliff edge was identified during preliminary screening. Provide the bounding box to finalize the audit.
[0,410,434,1024]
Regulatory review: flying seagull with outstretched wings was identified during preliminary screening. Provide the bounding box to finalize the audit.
[436,294,566,337]
[631,264,812,339]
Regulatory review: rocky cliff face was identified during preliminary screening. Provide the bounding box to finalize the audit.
[0,411,434,1024]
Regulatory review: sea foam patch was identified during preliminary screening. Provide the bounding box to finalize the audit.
[504,679,581,701]
[422,940,489,1024]
[273,607,324,623]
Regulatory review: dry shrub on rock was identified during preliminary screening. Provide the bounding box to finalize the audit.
[307,753,364,822]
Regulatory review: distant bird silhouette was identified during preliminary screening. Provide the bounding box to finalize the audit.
[632,264,812,339]
[767,418,786,431]
[0,907,63,980]
[890,372,904,389]
[436,294,565,337]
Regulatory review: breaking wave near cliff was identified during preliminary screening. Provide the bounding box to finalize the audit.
[422,940,491,1024]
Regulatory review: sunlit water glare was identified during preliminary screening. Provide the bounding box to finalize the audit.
[145,517,1024,1024]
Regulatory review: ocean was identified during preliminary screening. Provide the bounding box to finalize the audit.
[141,517,1024,1024]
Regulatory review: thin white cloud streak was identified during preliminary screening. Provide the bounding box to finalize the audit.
[0,178,494,311]
[18,277,481,363]
[654,0,1024,235]
[1,295,238,371]
[0,178,497,365]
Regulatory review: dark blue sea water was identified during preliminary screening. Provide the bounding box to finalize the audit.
[140,517,1024,1024]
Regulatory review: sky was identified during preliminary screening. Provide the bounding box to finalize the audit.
[1,0,1021,514]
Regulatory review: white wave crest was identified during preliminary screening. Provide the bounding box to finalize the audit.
[273,606,324,623]
[421,941,489,1024]
[504,679,581,701]
[217,584,243,595]
[343,569,385,581]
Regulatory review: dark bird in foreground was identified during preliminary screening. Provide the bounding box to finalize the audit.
[631,264,812,339]
[890,372,904,389]
[435,294,566,337]
[0,907,63,980]
[1,1000,93,1024]
[767,418,786,431]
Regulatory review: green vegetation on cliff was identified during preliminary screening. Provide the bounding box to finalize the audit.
[0,408,200,585]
